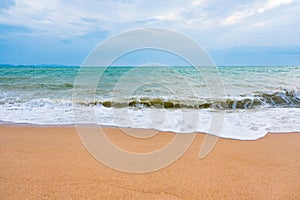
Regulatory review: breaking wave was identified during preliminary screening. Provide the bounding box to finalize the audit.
[75,89,300,109]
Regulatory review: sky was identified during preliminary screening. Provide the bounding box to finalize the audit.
[0,0,299,66]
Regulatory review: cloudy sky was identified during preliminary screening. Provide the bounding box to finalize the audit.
[0,0,299,65]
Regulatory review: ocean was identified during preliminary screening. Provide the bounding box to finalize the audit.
[0,65,299,140]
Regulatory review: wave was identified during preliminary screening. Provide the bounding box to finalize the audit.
[76,89,300,109]
[0,83,74,90]
[1,89,299,110]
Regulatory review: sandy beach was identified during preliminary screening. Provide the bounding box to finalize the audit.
[0,125,299,199]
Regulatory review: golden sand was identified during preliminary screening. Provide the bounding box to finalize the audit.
[0,126,299,199]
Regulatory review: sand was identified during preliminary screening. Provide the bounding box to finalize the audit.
[0,125,299,199]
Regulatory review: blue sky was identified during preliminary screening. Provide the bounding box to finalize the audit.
[0,0,299,66]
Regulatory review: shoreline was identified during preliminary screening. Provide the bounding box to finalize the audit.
[1,125,300,199]
[1,121,300,141]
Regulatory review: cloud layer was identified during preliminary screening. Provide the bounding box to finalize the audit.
[0,0,299,65]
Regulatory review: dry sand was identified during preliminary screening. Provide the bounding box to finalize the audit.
[0,126,299,199]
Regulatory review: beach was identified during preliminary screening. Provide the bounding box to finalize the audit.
[1,125,299,199]
[1,0,300,199]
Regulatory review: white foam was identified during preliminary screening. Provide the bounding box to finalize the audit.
[0,98,299,140]
[220,108,300,140]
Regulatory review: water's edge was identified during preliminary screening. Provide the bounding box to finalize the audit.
[1,120,299,141]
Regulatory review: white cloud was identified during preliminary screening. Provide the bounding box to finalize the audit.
[222,0,294,25]
[258,0,293,13]
[0,0,299,47]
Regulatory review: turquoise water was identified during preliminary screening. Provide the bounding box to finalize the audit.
[1,65,299,107]
[0,65,299,139]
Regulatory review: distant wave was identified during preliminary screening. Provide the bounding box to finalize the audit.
[0,83,74,90]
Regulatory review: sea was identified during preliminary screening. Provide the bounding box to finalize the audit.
[0,65,299,140]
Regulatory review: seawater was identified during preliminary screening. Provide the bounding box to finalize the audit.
[0,65,299,140]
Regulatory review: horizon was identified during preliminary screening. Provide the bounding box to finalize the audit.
[1,63,299,67]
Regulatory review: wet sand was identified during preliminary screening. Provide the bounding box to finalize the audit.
[0,126,299,199]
